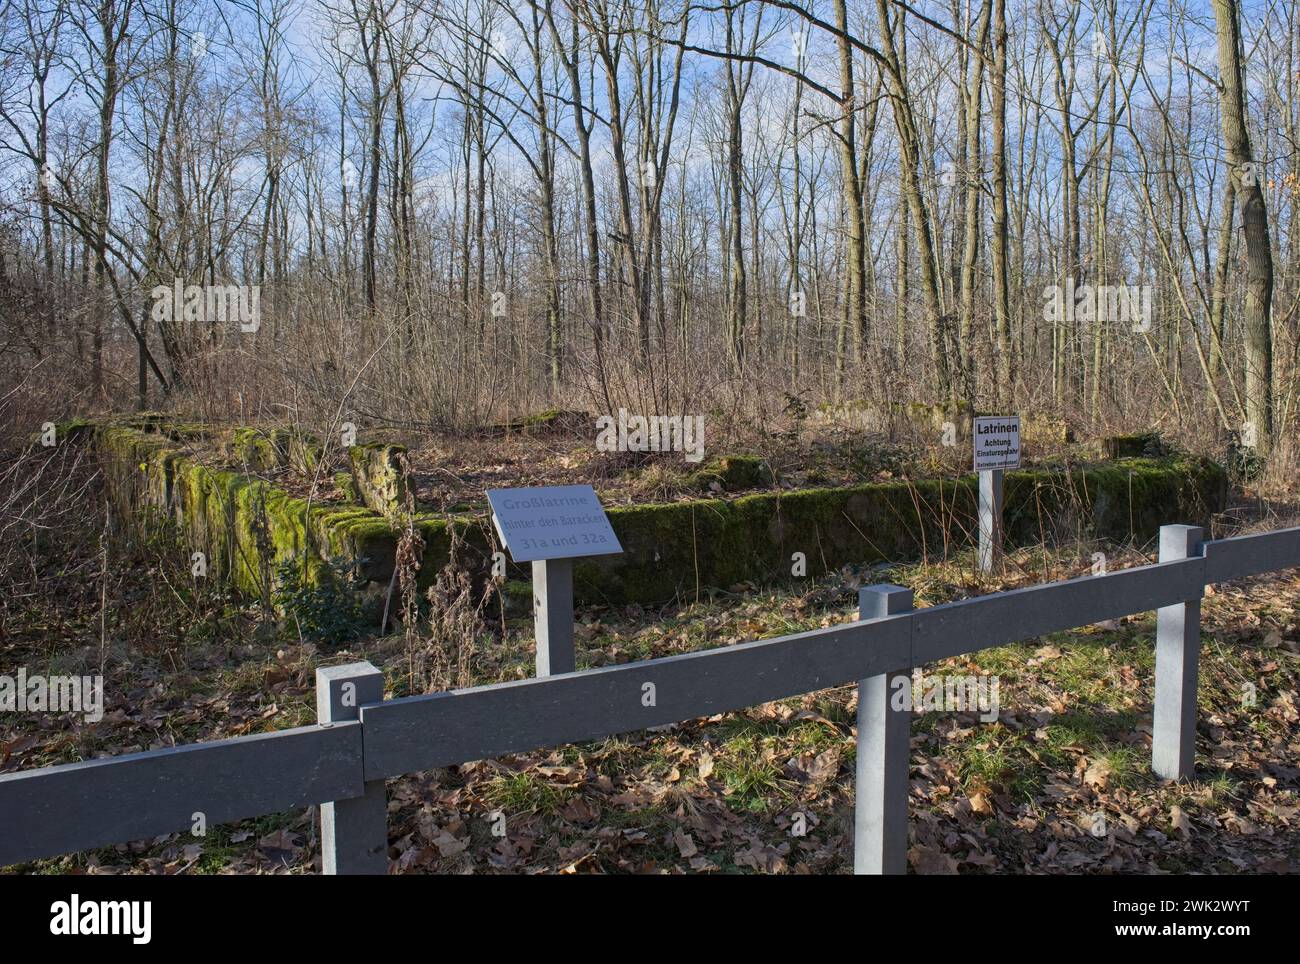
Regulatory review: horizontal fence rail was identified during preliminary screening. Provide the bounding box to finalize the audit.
[359,616,911,780]
[1205,526,1300,582]
[1,524,1297,873]
[0,724,364,867]
[358,557,1210,779]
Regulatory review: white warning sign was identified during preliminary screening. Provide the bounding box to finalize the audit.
[973,416,1021,471]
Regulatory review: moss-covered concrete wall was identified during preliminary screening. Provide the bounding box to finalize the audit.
[226,427,323,474]
[80,421,1227,610]
[91,422,395,605]
[570,456,1225,603]
[347,442,410,515]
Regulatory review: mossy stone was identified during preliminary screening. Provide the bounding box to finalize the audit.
[348,443,410,515]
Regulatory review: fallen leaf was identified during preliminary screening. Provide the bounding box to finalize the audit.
[257,829,302,865]
[431,829,468,858]
[674,829,698,858]
[1084,758,1113,789]
[560,796,599,823]
[910,845,959,875]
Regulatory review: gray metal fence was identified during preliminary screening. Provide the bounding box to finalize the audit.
[2,523,1297,874]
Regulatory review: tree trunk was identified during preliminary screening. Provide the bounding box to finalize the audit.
[1212,0,1274,452]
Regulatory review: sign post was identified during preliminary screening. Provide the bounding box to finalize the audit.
[531,556,574,676]
[973,415,1021,573]
[487,485,622,677]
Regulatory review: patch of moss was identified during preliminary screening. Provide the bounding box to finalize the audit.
[287,433,323,475]
[334,471,358,503]
[1106,432,1168,459]
[162,422,214,442]
[690,454,776,492]
[51,418,95,444]
[126,412,168,432]
[488,409,588,436]
[348,442,410,515]
[229,427,283,471]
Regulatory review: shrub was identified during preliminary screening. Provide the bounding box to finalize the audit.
[273,554,369,645]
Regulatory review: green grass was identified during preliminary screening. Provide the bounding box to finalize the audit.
[192,811,303,873]
[953,727,1042,800]
[483,772,570,816]
[715,734,791,810]
[1044,707,1143,747]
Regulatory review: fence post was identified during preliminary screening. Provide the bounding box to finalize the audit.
[533,558,575,676]
[978,468,1004,573]
[1152,524,1205,781]
[855,585,913,875]
[316,662,389,874]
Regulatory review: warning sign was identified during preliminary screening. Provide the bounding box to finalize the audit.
[973,416,1021,471]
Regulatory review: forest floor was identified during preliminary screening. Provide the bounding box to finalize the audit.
[2,479,1297,875]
